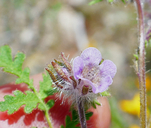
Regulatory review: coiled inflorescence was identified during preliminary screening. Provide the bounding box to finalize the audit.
[46,47,117,104]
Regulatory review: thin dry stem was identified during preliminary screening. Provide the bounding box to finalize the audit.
[135,0,147,127]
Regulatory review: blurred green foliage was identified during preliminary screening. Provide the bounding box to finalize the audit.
[109,97,129,128]
[89,0,125,5]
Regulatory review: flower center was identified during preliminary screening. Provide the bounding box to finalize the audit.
[82,65,101,85]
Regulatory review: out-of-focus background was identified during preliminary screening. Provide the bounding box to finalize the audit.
[0,0,151,128]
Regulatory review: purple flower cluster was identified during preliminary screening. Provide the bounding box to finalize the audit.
[47,47,117,100]
[73,47,117,94]
[46,47,117,128]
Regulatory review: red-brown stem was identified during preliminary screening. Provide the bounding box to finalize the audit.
[135,0,147,127]
[77,97,87,128]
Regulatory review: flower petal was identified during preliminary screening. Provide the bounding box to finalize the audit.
[92,75,113,93]
[73,56,84,79]
[80,47,102,65]
[78,77,94,86]
[100,60,117,78]
[77,77,95,93]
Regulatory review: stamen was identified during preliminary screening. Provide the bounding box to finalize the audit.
[82,85,89,95]
[78,79,81,85]
[82,66,100,82]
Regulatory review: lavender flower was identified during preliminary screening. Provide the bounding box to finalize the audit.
[46,47,117,128]
[46,47,117,99]
[73,47,117,94]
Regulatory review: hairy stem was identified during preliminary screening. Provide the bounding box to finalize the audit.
[77,98,87,128]
[135,0,147,127]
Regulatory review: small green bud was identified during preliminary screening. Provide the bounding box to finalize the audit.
[100,91,111,96]
[133,54,139,60]
[94,100,101,106]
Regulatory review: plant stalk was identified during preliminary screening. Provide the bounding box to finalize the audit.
[32,88,53,128]
[135,0,147,127]
[77,97,87,128]
[45,110,53,128]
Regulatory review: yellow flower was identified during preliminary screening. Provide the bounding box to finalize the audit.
[146,75,151,91]
[120,93,140,116]
[119,93,150,117]
[136,75,151,91]
[129,124,139,128]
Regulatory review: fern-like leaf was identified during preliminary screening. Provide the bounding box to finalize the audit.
[0,45,33,88]
[0,45,56,115]
[0,90,39,114]
[39,72,57,100]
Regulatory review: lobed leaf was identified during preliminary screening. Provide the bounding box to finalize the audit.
[39,72,56,100]
[0,45,12,67]
[0,45,56,115]
[60,109,79,128]
[0,90,39,114]
[61,109,93,128]
[0,45,33,88]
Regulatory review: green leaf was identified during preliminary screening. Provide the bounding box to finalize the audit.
[13,0,24,8]
[60,109,80,128]
[109,97,129,128]
[0,45,56,116]
[0,90,39,114]
[91,101,97,109]
[100,91,111,96]
[133,54,139,60]
[61,109,93,128]
[94,100,101,106]
[38,103,45,111]
[91,100,101,109]
[121,0,126,3]
[89,0,102,5]
[0,45,33,88]
[65,109,80,128]
[0,45,12,67]
[85,111,93,120]
[38,100,54,111]
[37,72,56,111]
[46,100,55,109]
[89,0,126,5]
[149,39,151,47]
[51,2,62,10]
[39,72,56,99]
[108,0,114,2]
[60,125,65,128]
